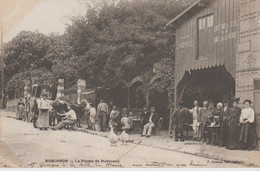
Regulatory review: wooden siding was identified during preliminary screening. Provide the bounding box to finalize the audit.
[174,0,239,86]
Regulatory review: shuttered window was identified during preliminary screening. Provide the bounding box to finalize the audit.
[197,14,214,59]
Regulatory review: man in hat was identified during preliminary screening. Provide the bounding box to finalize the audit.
[140,106,150,131]
[97,99,109,131]
[141,107,158,137]
[172,101,190,141]
[189,100,201,140]
[197,100,208,141]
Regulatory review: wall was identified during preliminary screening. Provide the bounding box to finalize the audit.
[175,0,239,86]
[236,0,260,104]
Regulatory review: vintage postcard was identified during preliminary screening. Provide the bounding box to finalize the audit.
[0,0,259,169]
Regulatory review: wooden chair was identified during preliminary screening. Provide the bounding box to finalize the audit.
[65,122,77,131]
[153,117,164,135]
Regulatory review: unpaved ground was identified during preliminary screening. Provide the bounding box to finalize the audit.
[0,111,247,168]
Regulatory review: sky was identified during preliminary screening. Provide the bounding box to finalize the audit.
[1,0,99,42]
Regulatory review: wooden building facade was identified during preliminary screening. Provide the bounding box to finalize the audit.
[167,0,260,140]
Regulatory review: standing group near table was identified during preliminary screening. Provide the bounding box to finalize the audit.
[172,98,258,150]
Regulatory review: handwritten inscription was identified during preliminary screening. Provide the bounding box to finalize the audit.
[27,158,234,168]
[213,20,238,43]
[176,34,194,50]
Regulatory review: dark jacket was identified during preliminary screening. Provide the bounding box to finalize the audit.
[198,107,208,125]
[172,107,189,129]
[144,112,158,125]
[221,107,230,125]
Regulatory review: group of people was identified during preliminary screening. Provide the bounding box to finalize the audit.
[17,94,57,130]
[16,96,32,122]
[82,99,159,138]
[173,98,258,150]
[16,94,258,151]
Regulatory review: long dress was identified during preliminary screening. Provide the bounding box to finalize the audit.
[220,107,230,146]
[89,107,96,126]
[239,107,258,150]
[226,106,241,150]
[16,102,25,120]
[38,99,50,129]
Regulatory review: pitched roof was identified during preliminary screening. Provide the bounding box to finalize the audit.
[166,0,205,28]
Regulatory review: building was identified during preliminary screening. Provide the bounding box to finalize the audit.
[166,0,260,141]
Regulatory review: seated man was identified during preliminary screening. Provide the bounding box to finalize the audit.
[51,105,77,130]
[141,107,158,138]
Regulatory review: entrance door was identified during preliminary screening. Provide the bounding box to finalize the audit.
[254,79,260,139]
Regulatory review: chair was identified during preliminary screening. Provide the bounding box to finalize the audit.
[153,117,163,135]
[66,122,77,131]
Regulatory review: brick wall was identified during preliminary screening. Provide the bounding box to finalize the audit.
[236,0,260,105]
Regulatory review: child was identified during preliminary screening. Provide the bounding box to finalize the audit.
[89,103,97,131]
[109,105,120,133]
[121,108,131,133]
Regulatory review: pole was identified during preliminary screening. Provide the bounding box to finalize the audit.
[1,26,4,108]
[127,87,130,109]
[146,87,149,107]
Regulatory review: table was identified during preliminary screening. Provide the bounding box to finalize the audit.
[207,125,221,145]
[132,119,142,134]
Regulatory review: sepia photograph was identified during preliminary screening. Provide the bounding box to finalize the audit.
[0,0,259,169]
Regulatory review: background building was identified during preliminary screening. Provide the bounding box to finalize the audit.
[167,0,260,141]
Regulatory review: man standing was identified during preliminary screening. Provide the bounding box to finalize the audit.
[141,107,158,137]
[198,100,208,141]
[24,96,31,122]
[172,101,189,141]
[97,99,109,131]
[189,100,201,141]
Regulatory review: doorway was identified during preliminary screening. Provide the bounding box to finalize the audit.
[179,66,235,108]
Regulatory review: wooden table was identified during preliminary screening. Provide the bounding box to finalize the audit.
[132,119,142,134]
[207,125,221,145]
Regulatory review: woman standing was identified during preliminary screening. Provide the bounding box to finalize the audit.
[38,94,50,130]
[16,98,25,120]
[226,98,241,150]
[219,100,231,147]
[89,103,97,130]
[239,100,258,150]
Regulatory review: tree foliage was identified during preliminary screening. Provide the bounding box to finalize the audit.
[4,0,196,104]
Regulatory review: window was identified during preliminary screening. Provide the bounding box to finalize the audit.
[198,14,213,30]
[207,15,213,27]
[197,14,214,59]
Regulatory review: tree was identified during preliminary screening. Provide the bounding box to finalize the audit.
[64,0,195,105]
[6,68,55,98]
[4,31,51,82]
